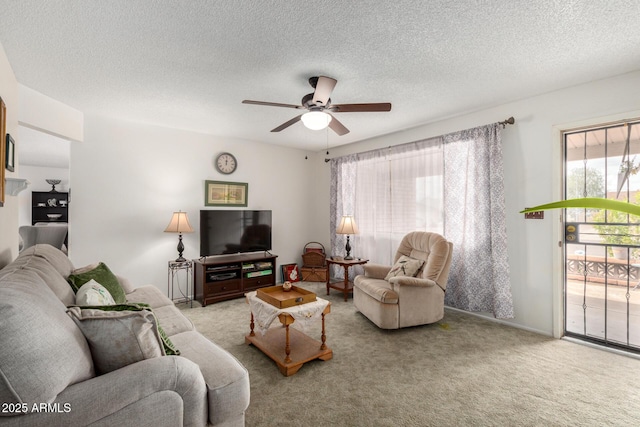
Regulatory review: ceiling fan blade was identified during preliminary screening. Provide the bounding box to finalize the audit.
[271,115,302,132]
[312,76,337,106]
[242,100,302,109]
[330,103,392,112]
[328,114,350,136]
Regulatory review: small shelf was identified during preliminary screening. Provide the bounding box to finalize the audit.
[5,178,30,196]
[31,191,68,225]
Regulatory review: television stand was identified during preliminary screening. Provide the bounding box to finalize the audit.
[194,253,278,306]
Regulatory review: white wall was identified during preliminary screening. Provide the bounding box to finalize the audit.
[310,70,640,336]
[18,84,83,142]
[69,115,318,293]
[0,43,19,267]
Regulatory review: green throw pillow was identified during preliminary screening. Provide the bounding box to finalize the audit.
[75,303,180,356]
[68,262,127,304]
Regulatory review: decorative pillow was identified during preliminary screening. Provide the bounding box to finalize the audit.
[67,305,166,375]
[107,303,181,357]
[69,302,179,356]
[76,279,116,306]
[384,255,425,281]
[67,262,126,304]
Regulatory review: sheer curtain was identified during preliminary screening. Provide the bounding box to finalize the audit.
[330,137,443,277]
[355,139,443,264]
[330,123,513,319]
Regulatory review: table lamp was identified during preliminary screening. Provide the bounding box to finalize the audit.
[164,211,194,262]
[336,215,359,260]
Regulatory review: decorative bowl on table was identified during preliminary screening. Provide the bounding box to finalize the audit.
[47,214,62,220]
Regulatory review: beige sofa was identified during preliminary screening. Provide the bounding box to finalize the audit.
[0,244,249,426]
[353,232,453,329]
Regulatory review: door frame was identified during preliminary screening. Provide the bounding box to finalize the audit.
[552,110,640,339]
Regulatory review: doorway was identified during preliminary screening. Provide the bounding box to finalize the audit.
[563,120,640,351]
[17,125,70,252]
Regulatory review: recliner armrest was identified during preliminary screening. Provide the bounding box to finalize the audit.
[363,263,391,279]
[389,276,438,288]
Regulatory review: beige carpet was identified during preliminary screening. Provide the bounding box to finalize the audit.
[180,281,640,426]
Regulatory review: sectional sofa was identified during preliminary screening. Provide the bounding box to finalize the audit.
[0,244,249,426]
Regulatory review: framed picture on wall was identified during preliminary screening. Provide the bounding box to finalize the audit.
[5,134,14,172]
[281,263,300,282]
[205,180,248,207]
[0,97,6,207]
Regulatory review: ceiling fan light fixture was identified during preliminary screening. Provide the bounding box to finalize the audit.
[301,111,332,130]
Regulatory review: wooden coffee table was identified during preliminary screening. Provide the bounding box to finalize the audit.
[326,258,369,301]
[245,291,332,376]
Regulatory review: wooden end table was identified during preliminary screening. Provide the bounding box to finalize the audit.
[326,258,369,301]
[245,292,332,376]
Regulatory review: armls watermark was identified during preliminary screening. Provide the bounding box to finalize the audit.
[2,402,72,414]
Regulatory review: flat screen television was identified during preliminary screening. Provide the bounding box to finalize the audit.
[200,210,272,256]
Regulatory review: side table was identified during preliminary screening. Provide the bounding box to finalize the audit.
[168,260,193,307]
[245,291,332,376]
[326,258,369,301]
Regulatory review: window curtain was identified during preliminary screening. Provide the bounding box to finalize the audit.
[443,125,513,319]
[330,154,357,274]
[330,123,513,319]
[330,137,443,278]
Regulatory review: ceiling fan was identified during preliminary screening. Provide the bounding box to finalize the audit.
[242,76,392,136]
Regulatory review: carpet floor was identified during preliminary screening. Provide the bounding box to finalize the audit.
[180,281,640,426]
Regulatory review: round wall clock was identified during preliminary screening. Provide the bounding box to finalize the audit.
[215,152,237,174]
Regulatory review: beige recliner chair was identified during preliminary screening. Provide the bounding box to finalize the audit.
[353,231,453,329]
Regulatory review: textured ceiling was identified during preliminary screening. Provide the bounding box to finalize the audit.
[1,0,640,152]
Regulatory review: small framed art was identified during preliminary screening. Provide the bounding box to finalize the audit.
[281,263,300,282]
[5,134,14,172]
[0,97,6,207]
[205,180,248,207]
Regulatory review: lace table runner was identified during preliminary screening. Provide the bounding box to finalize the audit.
[246,291,330,336]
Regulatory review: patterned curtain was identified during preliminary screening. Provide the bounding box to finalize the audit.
[443,124,513,318]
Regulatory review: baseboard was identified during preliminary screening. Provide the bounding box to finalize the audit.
[444,306,552,337]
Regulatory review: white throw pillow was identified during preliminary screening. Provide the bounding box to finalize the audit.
[76,279,116,306]
[384,255,425,281]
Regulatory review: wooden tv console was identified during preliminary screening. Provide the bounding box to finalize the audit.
[194,253,278,306]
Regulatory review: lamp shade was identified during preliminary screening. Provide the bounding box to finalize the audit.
[336,215,358,235]
[164,211,194,234]
[301,111,332,130]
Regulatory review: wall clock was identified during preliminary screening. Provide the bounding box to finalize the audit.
[215,152,237,174]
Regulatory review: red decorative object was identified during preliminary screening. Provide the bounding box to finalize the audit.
[281,263,300,282]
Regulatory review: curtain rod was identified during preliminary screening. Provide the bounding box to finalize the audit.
[325,116,516,162]
[498,116,515,128]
